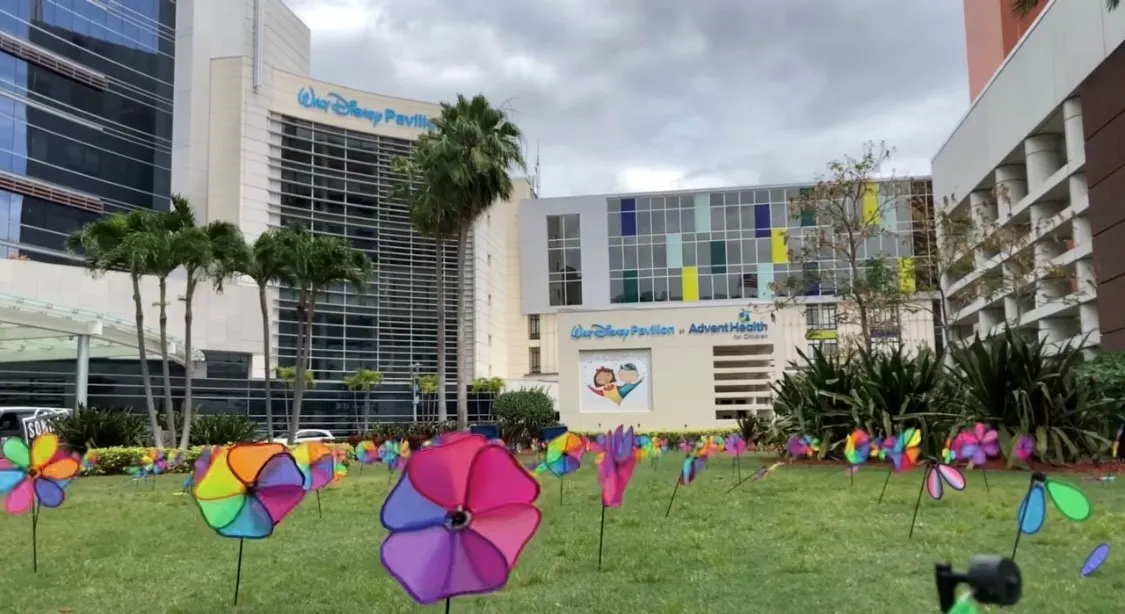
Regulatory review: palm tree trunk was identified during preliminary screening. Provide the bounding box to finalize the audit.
[363,389,372,431]
[454,226,470,430]
[157,277,178,445]
[131,274,163,448]
[288,291,314,443]
[259,284,275,439]
[435,235,448,423]
[178,279,196,450]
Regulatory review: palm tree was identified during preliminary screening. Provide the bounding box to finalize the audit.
[276,365,314,432]
[344,368,384,433]
[276,225,372,444]
[424,94,526,429]
[390,153,456,422]
[236,230,292,440]
[127,207,182,445]
[66,212,164,447]
[1013,0,1118,16]
[170,195,245,449]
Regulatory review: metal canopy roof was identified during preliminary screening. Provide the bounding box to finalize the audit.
[0,293,203,365]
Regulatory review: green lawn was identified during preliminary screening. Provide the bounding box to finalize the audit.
[1,455,1122,613]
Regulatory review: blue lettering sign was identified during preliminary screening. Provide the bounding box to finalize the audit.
[570,324,676,341]
[297,87,432,131]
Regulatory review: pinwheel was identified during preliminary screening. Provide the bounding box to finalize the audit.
[1081,544,1109,577]
[843,429,871,487]
[786,434,820,459]
[127,449,164,489]
[193,443,306,604]
[1012,472,1091,560]
[633,434,652,462]
[1012,434,1035,465]
[534,432,583,505]
[0,434,79,572]
[292,441,334,518]
[379,433,541,608]
[725,434,748,482]
[592,425,638,570]
[354,440,378,473]
[952,423,1000,492]
[907,459,966,538]
[379,440,401,480]
[167,449,186,472]
[677,440,693,455]
[665,451,706,518]
[877,428,922,504]
[80,449,98,474]
[184,445,221,494]
[331,447,347,484]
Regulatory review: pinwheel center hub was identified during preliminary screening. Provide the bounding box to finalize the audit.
[447,508,471,530]
[27,468,39,479]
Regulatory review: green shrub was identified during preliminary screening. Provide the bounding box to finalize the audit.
[735,414,767,446]
[81,442,357,476]
[950,328,1116,464]
[189,414,260,445]
[492,388,556,444]
[51,406,147,452]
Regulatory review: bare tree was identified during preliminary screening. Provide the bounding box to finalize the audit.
[772,142,920,352]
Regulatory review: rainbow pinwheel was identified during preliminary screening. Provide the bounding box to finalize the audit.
[1012,472,1091,560]
[535,432,583,478]
[952,423,1000,468]
[844,429,871,485]
[379,440,401,472]
[292,441,334,492]
[0,434,79,515]
[884,428,921,472]
[331,447,347,484]
[185,445,221,493]
[80,449,99,474]
[379,433,541,607]
[786,435,820,458]
[0,434,80,572]
[167,449,186,471]
[192,442,306,604]
[355,440,378,467]
[941,439,956,463]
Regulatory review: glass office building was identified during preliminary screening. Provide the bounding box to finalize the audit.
[271,113,461,393]
[0,0,175,263]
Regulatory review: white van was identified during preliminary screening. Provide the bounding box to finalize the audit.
[0,406,70,443]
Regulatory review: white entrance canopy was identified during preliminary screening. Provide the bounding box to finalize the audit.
[0,293,205,409]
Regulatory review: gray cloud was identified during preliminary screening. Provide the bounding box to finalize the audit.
[288,0,968,195]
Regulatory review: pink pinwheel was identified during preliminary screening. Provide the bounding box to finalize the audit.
[593,426,638,508]
[725,434,747,457]
[677,440,693,454]
[1014,434,1035,462]
[379,434,541,606]
[952,423,1000,466]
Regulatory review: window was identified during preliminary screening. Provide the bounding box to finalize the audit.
[547,214,583,306]
[528,347,541,374]
[528,315,540,340]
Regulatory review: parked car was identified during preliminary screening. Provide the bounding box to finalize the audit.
[270,429,335,445]
[0,406,69,444]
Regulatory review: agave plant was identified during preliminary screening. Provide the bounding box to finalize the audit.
[948,329,1115,464]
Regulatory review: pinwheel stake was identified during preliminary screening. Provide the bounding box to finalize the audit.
[233,538,244,605]
[877,467,894,504]
[1011,472,1044,560]
[725,464,772,494]
[30,501,39,572]
[597,504,607,570]
[664,480,681,519]
[908,460,966,538]
[315,490,323,519]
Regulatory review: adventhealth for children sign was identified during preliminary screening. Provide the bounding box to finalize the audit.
[570,310,768,342]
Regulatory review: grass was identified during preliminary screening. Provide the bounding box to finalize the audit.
[1,455,1124,613]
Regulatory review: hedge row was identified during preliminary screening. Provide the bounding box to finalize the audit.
[85,430,747,476]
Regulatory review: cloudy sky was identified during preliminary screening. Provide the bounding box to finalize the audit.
[286,0,969,197]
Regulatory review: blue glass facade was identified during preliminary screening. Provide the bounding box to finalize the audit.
[0,0,175,263]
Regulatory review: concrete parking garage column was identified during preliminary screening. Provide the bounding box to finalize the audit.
[75,334,90,410]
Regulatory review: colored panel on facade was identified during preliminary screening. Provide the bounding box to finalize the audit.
[770,228,788,263]
[862,183,880,225]
[757,264,775,299]
[882,201,897,230]
[710,240,726,275]
[682,266,700,302]
[621,198,637,236]
[666,233,683,268]
[754,203,771,238]
[622,270,639,302]
[898,257,916,293]
[693,194,711,232]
